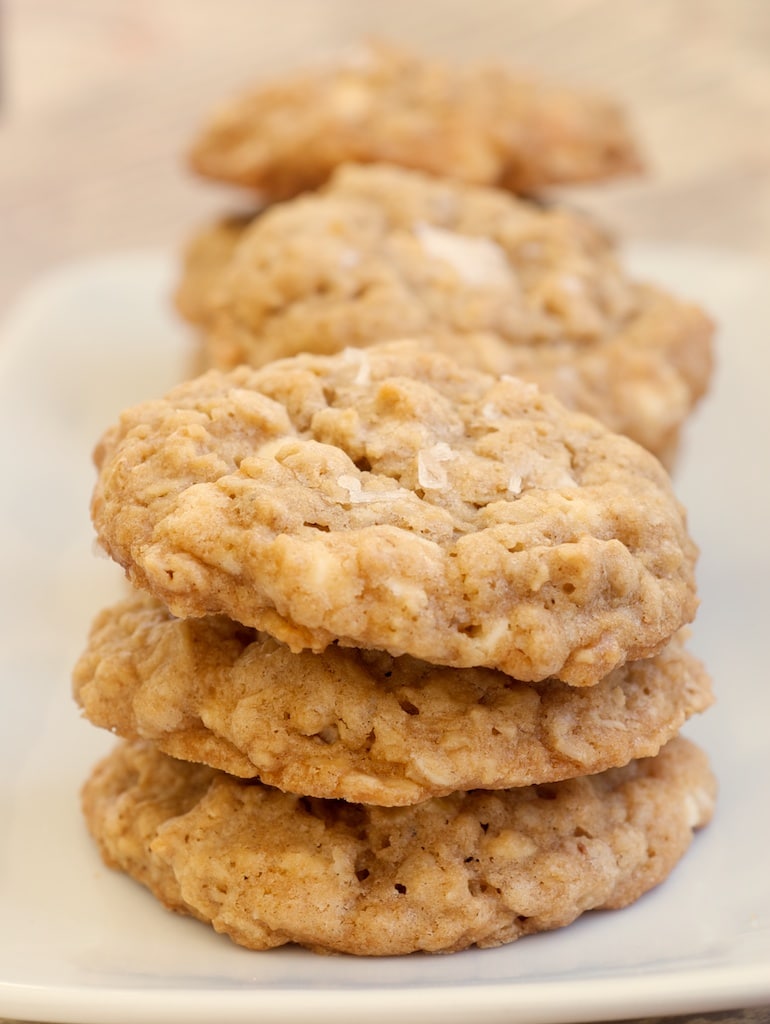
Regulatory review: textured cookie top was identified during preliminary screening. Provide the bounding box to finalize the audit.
[73,592,713,805]
[188,40,641,199]
[92,343,698,685]
[201,164,713,462]
[82,737,716,955]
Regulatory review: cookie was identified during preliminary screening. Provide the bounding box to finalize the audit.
[174,212,257,330]
[73,592,713,805]
[187,39,642,200]
[81,736,716,955]
[200,163,712,464]
[91,342,698,686]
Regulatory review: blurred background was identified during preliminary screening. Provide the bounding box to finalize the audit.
[0,11,769,1024]
[1,0,769,315]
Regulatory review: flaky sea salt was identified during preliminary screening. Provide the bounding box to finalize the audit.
[337,474,402,504]
[341,347,371,386]
[505,456,576,496]
[417,442,457,490]
[500,375,541,401]
[507,472,523,497]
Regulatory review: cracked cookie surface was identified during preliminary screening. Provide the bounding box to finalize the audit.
[198,164,712,464]
[81,736,716,955]
[92,342,698,685]
[188,39,642,200]
[74,592,713,805]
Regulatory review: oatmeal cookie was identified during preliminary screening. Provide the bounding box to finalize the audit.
[174,211,258,330]
[201,163,712,464]
[187,40,642,200]
[91,343,698,686]
[82,736,716,955]
[73,592,713,805]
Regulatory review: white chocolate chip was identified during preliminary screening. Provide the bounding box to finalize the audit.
[414,222,513,288]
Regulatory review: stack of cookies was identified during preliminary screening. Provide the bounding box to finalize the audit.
[75,342,716,955]
[73,41,717,957]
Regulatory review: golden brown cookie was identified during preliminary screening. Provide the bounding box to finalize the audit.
[73,592,713,805]
[199,164,712,464]
[91,342,699,686]
[82,736,716,955]
[188,40,642,200]
[174,212,258,330]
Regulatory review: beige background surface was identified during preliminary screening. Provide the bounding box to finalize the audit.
[0,1,768,1022]
[1,0,769,319]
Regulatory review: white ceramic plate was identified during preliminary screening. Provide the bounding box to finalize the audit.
[0,245,768,1024]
